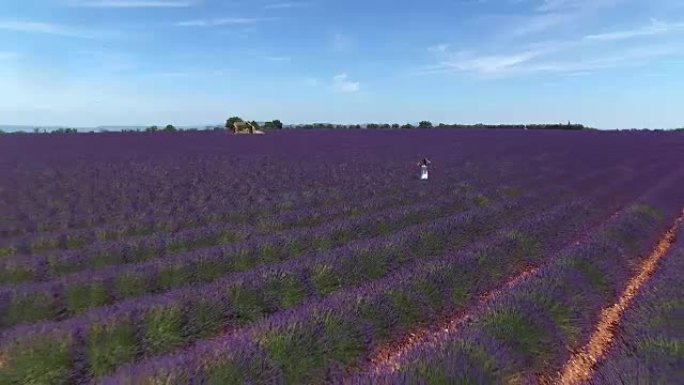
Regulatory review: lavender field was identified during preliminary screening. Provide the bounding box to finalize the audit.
[0,129,682,385]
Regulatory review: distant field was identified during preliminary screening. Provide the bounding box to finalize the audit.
[0,129,682,385]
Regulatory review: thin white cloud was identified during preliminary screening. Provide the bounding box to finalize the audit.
[536,0,621,12]
[429,50,547,74]
[263,2,312,10]
[175,17,269,27]
[520,45,682,73]
[332,73,360,93]
[70,0,196,7]
[584,19,684,41]
[537,0,579,12]
[426,5,684,78]
[512,12,575,36]
[0,20,109,38]
[506,0,625,37]
[420,41,683,77]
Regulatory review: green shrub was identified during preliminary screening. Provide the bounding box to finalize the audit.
[310,263,342,296]
[320,314,366,366]
[195,258,227,283]
[190,297,229,339]
[0,335,72,385]
[232,249,256,271]
[262,323,324,384]
[116,271,151,298]
[3,292,55,327]
[0,264,35,284]
[88,321,139,377]
[0,245,18,258]
[228,284,267,325]
[356,296,396,342]
[131,246,158,262]
[482,307,552,371]
[66,282,109,313]
[88,251,124,269]
[158,263,193,290]
[144,306,187,355]
[264,274,306,310]
[389,289,429,330]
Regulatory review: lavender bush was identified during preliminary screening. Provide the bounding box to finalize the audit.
[588,229,684,385]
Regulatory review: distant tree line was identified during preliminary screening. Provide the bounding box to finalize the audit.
[3,120,682,134]
[141,124,179,132]
[9,127,81,134]
[288,121,590,130]
[616,128,684,132]
[51,128,79,134]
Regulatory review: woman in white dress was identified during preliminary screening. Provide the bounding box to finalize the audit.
[418,157,431,180]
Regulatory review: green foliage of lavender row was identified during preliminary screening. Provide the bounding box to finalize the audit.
[0,180,487,285]
[0,162,636,385]
[99,202,670,385]
[2,173,457,256]
[0,185,499,327]
[365,203,672,385]
[0,153,424,239]
[0,190,574,383]
[588,241,684,384]
[1,176,430,255]
[90,199,614,385]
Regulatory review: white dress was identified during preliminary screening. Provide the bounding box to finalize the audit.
[420,165,429,180]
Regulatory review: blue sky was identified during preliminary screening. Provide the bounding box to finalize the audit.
[1,0,683,129]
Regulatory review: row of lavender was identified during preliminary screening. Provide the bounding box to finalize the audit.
[0,155,429,237]
[0,175,464,264]
[5,141,590,259]
[347,171,684,384]
[0,157,325,235]
[1,149,560,261]
[2,129,542,239]
[0,185,484,286]
[2,129,651,239]
[0,156,531,267]
[85,166,683,385]
[588,228,683,385]
[0,190,593,383]
[0,163,618,330]
[0,157,592,286]
[0,161,468,253]
[0,155,665,383]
